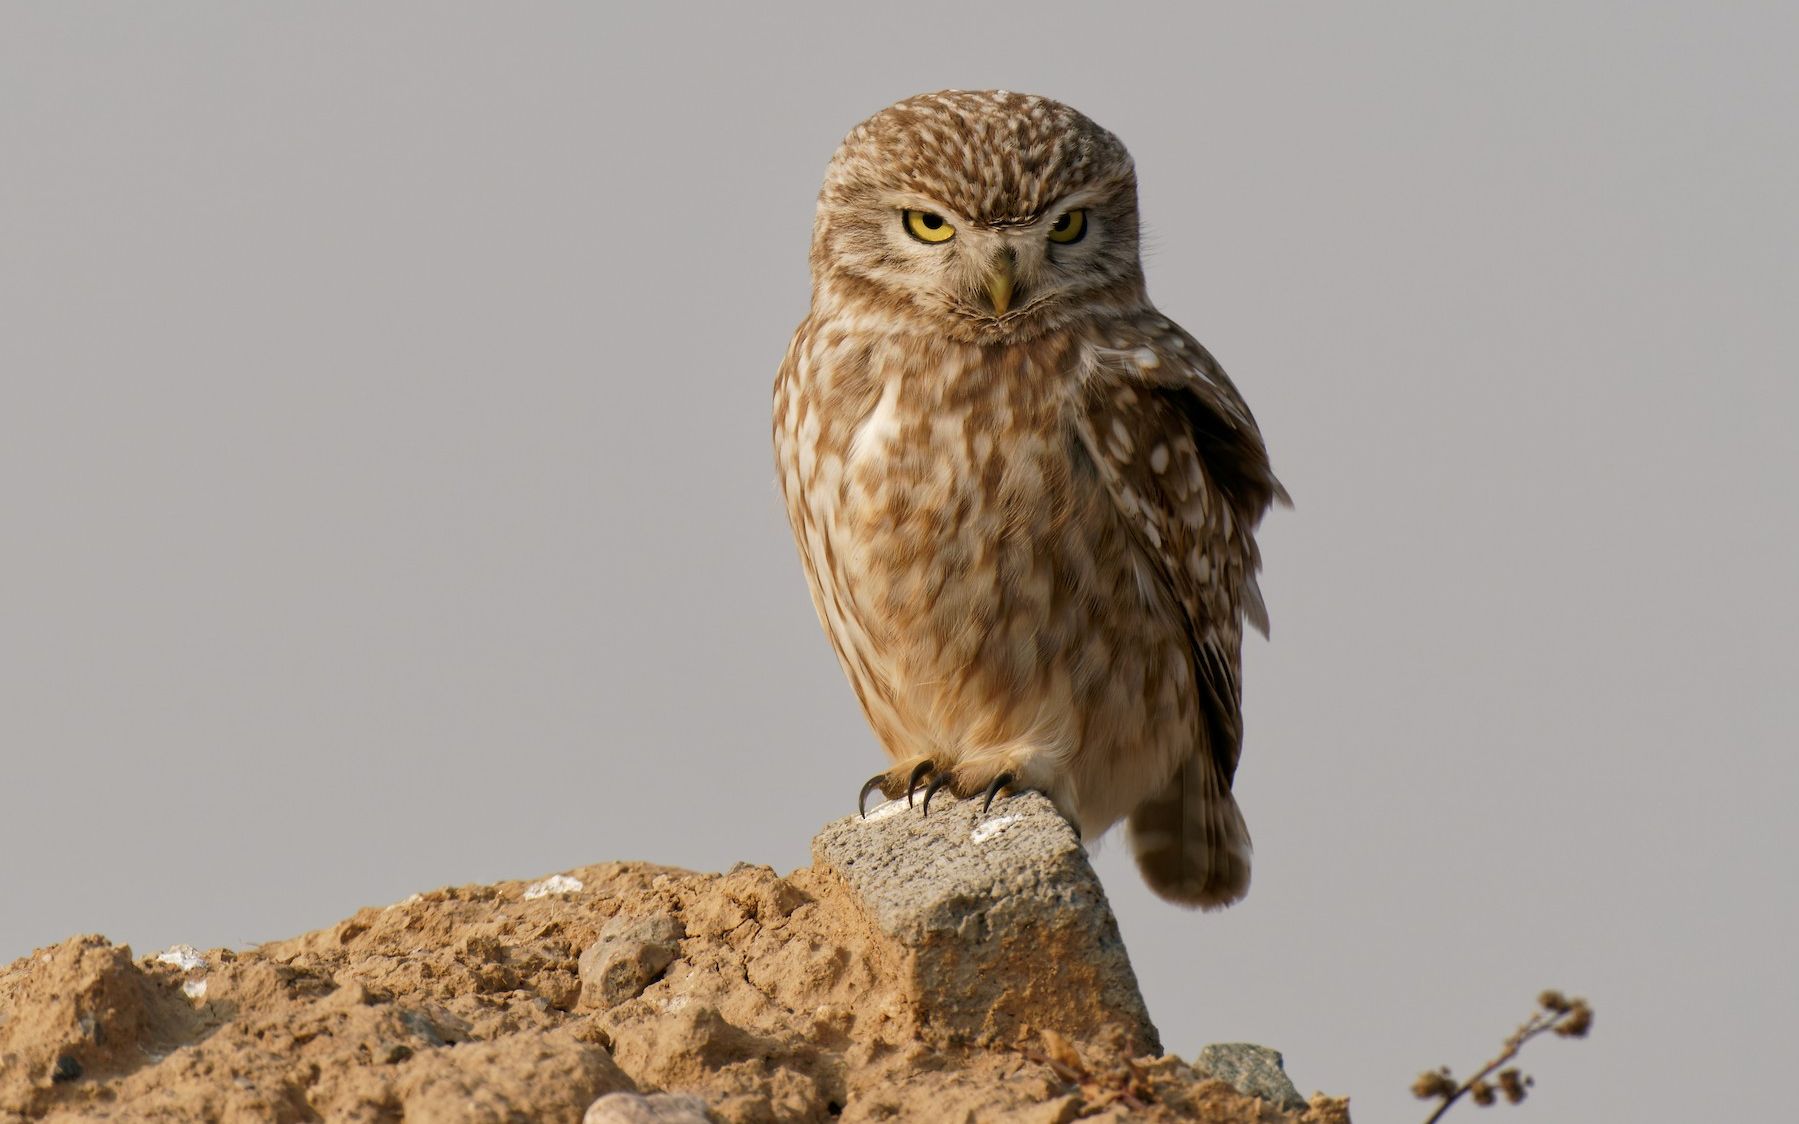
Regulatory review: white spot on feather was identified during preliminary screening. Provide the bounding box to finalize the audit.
[848,377,903,465]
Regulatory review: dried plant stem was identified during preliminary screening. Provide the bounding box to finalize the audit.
[1421,1007,1566,1123]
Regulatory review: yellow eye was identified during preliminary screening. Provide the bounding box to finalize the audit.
[903,209,956,244]
[1047,209,1087,244]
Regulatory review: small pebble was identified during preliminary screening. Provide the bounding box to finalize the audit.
[524,874,584,900]
[155,945,206,972]
[584,1092,712,1123]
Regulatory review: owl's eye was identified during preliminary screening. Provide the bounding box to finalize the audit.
[903,209,956,244]
[1047,209,1088,244]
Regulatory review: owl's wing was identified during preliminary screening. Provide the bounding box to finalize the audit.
[1073,326,1286,782]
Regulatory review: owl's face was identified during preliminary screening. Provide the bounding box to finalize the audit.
[810,91,1146,345]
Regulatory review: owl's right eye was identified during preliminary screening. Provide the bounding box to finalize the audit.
[902,210,956,244]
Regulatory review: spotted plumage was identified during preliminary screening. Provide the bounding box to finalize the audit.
[773,91,1286,908]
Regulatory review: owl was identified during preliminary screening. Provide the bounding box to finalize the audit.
[772,91,1286,909]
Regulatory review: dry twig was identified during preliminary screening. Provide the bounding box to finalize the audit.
[1413,990,1593,1122]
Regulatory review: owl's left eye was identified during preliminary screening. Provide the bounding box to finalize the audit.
[1047,209,1088,244]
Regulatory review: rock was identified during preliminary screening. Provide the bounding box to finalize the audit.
[1194,1042,1308,1110]
[586,1091,714,1123]
[0,824,1349,1123]
[387,1030,629,1123]
[578,912,685,1009]
[0,935,202,1117]
[812,790,1159,1055]
[153,945,206,972]
[527,874,588,900]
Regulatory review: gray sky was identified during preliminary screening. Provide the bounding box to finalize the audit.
[3,4,1793,1120]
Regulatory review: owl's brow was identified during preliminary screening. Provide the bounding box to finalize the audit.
[881,188,1102,231]
[882,193,966,222]
[999,188,1111,230]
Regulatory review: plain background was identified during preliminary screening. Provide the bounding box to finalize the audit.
[3,3,1794,1120]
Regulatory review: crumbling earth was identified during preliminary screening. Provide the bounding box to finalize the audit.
[0,794,1349,1123]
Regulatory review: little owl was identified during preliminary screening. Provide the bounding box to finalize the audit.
[773,91,1286,908]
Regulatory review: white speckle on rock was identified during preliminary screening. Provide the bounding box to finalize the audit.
[971,815,1021,844]
[182,978,208,1000]
[387,893,423,910]
[863,797,909,823]
[156,945,206,972]
[524,874,584,900]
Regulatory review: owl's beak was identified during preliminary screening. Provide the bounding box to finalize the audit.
[985,252,1017,316]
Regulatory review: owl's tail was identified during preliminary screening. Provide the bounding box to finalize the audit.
[1126,751,1252,910]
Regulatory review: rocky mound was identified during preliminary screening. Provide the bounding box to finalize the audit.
[0,794,1350,1123]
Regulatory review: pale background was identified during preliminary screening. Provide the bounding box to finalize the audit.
[3,4,1794,1120]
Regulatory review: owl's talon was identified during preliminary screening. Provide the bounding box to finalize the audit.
[858,773,890,818]
[905,760,934,808]
[921,774,952,816]
[980,772,1015,814]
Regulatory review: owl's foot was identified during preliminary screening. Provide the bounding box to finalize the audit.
[857,759,940,818]
[856,760,1024,818]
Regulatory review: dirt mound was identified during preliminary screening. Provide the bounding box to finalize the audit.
[0,797,1349,1123]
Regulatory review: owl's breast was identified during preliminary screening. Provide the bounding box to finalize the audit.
[784,332,1115,738]
[833,337,1081,620]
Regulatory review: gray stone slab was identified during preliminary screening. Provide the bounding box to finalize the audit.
[812,790,1159,1055]
[1193,1042,1307,1110]
[578,912,685,1010]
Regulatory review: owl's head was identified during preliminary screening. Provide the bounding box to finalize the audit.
[811,90,1145,345]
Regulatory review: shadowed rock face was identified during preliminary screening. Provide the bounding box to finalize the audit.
[813,791,1158,1056]
[0,797,1348,1124]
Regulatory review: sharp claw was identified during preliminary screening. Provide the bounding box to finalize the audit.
[905,761,933,808]
[980,772,1015,814]
[921,774,952,816]
[858,773,888,819]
